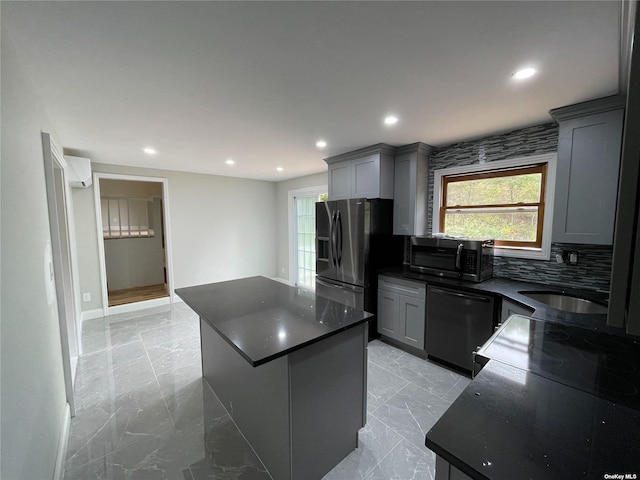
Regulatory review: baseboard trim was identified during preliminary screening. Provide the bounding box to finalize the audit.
[271,277,293,286]
[108,296,171,316]
[81,308,104,322]
[53,403,71,480]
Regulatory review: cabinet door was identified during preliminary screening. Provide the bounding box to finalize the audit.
[553,109,623,244]
[377,289,399,338]
[352,154,380,199]
[328,161,351,200]
[393,152,416,235]
[399,294,425,349]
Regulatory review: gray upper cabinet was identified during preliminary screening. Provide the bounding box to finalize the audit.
[393,143,433,236]
[550,96,625,245]
[325,144,396,200]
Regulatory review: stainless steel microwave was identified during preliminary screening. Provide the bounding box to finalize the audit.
[409,236,494,282]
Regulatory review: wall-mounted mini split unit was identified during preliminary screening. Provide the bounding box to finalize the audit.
[64,155,92,188]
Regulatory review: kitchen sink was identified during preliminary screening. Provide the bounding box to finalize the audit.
[518,291,608,314]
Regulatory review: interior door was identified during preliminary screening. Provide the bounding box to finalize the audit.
[335,199,365,286]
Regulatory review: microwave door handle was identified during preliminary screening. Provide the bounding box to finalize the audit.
[455,243,464,272]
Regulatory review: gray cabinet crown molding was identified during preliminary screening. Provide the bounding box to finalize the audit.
[395,142,434,156]
[549,95,626,123]
[323,143,398,165]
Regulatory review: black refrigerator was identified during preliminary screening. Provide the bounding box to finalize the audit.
[315,198,403,340]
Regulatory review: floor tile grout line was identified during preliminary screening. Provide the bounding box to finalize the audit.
[140,333,177,429]
[369,409,436,460]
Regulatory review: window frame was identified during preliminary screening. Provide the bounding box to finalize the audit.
[432,153,557,260]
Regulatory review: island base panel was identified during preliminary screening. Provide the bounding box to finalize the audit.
[201,320,290,480]
[289,323,366,479]
[200,319,367,480]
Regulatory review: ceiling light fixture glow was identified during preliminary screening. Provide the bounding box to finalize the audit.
[143,147,157,155]
[384,115,398,126]
[276,167,284,172]
[513,67,537,80]
[226,159,235,165]
[316,140,327,149]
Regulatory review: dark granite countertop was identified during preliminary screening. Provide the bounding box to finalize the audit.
[175,276,372,367]
[379,266,620,334]
[426,315,640,479]
[426,361,640,480]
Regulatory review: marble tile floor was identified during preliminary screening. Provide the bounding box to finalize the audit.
[64,303,470,480]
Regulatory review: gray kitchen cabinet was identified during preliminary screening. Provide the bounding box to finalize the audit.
[325,144,396,200]
[550,96,625,245]
[393,142,433,236]
[328,160,351,200]
[500,298,534,324]
[377,275,426,349]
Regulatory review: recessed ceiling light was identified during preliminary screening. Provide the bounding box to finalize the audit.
[316,140,327,149]
[143,147,157,155]
[225,159,235,165]
[384,115,398,126]
[276,167,284,172]
[513,67,537,80]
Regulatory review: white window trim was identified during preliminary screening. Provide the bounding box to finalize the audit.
[287,185,327,286]
[432,153,557,260]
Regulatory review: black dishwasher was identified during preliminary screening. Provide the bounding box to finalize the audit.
[426,285,496,372]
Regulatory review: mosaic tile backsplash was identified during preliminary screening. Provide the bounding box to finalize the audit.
[422,122,614,293]
[493,244,613,293]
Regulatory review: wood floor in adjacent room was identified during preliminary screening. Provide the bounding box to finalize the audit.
[108,283,169,306]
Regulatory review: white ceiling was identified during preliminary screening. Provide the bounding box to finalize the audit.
[3,1,621,181]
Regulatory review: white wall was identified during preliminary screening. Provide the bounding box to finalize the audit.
[104,198,165,290]
[73,163,278,310]
[1,27,69,480]
[275,172,327,282]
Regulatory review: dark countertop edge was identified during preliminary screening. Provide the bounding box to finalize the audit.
[378,266,627,335]
[175,287,373,367]
[425,438,491,480]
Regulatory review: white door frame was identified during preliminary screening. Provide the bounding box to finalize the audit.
[93,172,175,316]
[287,185,327,286]
[42,132,79,416]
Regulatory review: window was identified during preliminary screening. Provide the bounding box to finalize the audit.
[433,153,556,259]
[289,187,328,290]
[101,197,155,239]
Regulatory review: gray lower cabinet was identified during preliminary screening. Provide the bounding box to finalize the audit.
[377,275,426,349]
[550,96,625,245]
[500,298,534,323]
[393,142,433,236]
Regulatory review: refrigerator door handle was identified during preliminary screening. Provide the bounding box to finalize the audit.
[330,210,337,267]
[337,210,343,266]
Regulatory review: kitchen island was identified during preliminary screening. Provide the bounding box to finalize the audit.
[175,276,371,480]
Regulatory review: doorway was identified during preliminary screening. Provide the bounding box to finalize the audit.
[94,174,174,315]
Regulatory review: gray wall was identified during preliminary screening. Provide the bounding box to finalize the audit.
[275,172,327,282]
[1,28,69,480]
[428,123,613,292]
[104,198,165,291]
[73,163,278,311]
